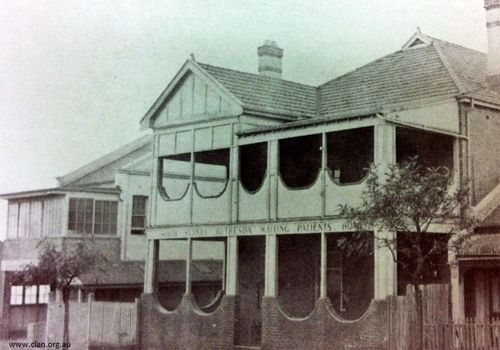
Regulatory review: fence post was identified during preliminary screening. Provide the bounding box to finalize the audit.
[135,298,140,347]
[86,293,94,348]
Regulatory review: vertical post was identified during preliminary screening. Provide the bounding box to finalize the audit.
[450,260,464,322]
[373,121,397,299]
[226,236,238,296]
[189,131,195,225]
[185,238,192,294]
[321,133,327,217]
[230,124,239,223]
[144,239,159,294]
[268,141,279,220]
[77,288,83,303]
[86,292,94,347]
[265,234,278,297]
[374,229,397,299]
[149,135,159,228]
[222,240,227,291]
[320,231,327,299]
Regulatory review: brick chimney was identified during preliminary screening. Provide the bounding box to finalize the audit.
[485,0,500,88]
[257,40,283,79]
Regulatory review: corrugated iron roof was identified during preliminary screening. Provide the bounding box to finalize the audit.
[458,234,500,257]
[77,260,222,286]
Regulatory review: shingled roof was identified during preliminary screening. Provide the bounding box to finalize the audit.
[192,34,492,123]
[198,63,318,118]
[318,38,488,117]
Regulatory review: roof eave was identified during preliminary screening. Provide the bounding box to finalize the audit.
[0,186,121,200]
[238,111,381,137]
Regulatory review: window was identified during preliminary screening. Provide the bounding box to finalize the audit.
[279,134,322,188]
[131,196,148,235]
[193,149,230,197]
[38,285,50,304]
[240,143,267,192]
[93,200,118,235]
[327,233,374,320]
[68,198,118,235]
[158,153,191,200]
[10,286,23,305]
[396,232,450,295]
[7,200,44,239]
[327,127,374,184]
[396,128,454,170]
[10,285,50,305]
[24,286,37,304]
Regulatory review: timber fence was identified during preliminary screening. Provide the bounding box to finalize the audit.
[390,284,500,349]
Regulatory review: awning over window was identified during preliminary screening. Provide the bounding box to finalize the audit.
[458,234,500,257]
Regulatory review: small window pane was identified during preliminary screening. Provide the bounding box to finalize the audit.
[24,286,37,304]
[131,196,148,235]
[10,286,23,305]
[69,198,94,234]
[38,285,50,304]
[94,200,118,235]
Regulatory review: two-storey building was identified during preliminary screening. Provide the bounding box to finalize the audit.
[0,135,223,338]
[138,1,500,349]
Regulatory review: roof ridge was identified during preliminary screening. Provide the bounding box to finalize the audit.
[432,40,466,94]
[428,36,485,55]
[57,134,152,186]
[318,50,405,88]
[198,62,317,88]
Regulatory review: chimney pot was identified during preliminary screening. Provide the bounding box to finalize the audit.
[258,40,283,79]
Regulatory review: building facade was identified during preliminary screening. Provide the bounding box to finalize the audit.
[138,2,500,349]
[0,135,223,338]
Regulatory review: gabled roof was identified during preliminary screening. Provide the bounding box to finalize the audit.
[56,135,152,187]
[198,63,318,118]
[1,136,152,200]
[318,35,488,117]
[142,32,498,130]
[140,59,245,129]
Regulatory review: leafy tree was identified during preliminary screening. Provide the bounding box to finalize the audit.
[12,240,104,343]
[340,158,472,350]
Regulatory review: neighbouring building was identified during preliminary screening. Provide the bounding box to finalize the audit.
[0,135,223,338]
[137,1,500,349]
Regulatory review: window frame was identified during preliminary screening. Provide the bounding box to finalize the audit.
[10,285,50,306]
[131,195,148,235]
[326,126,374,186]
[68,197,118,235]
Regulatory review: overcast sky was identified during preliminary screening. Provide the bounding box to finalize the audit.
[0,0,488,239]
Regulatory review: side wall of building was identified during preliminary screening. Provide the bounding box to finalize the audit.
[468,105,500,204]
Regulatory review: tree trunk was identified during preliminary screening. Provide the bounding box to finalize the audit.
[62,288,70,344]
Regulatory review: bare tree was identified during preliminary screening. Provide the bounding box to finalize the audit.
[340,158,472,350]
[12,240,104,343]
